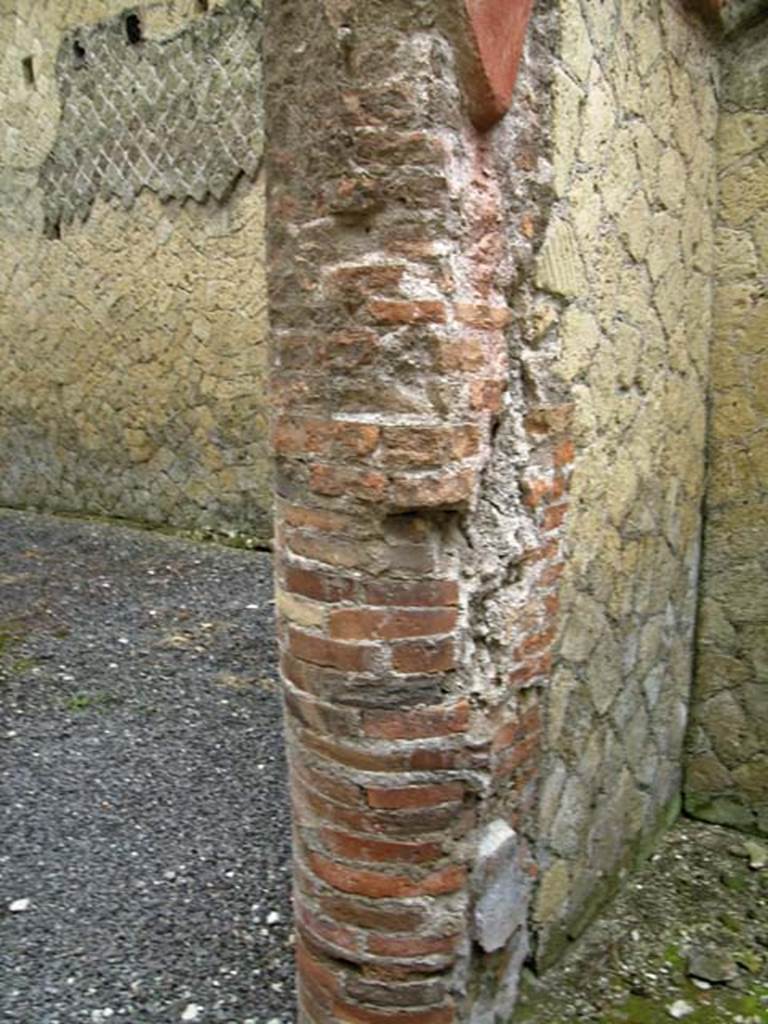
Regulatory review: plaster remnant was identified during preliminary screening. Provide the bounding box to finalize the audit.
[39,0,263,235]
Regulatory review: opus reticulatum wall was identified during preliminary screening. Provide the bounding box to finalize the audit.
[534,0,720,964]
[0,0,271,539]
[686,16,768,837]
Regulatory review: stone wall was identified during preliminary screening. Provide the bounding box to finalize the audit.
[0,0,271,540]
[534,0,720,965]
[686,19,768,836]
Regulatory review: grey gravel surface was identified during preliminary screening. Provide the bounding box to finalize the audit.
[0,509,294,1024]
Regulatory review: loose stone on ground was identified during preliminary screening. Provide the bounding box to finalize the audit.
[517,820,768,1023]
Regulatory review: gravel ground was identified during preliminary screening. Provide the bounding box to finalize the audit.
[517,820,768,1024]
[0,509,294,1024]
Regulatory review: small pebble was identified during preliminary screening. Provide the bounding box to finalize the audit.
[9,898,31,913]
[744,840,767,870]
[668,1000,695,1019]
[181,1004,204,1022]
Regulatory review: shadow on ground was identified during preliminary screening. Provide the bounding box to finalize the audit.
[0,509,293,1024]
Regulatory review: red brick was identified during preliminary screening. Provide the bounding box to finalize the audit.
[469,379,506,413]
[334,422,381,457]
[366,783,465,810]
[391,638,456,674]
[281,504,358,534]
[282,652,445,707]
[521,474,565,508]
[367,933,460,958]
[320,827,443,865]
[437,337,487,373]
[295,937,342,1003]
[514,626,556,660]
[520,539,559,565]
[281,652,329,696]
[326,264,404,297]
[383,237,448,260]
[330,608,458,642]
[269,419,375,464]
[508,652,552,688]
[543,502,569,532]
[360,578,459,608]
[297,785,471,839]
[272,416,331,456]
[345,974,447,1009]
[368,299,447,324]
[380,514,433,543]
[291,759,364,807]
[296,902,364,958]
[523,404,574,437]
[324,328,379,370]
[283,565,357,603]
[299,728,469,773]
[297,991,330,1024]
[330,998,456,1024]
[538,560,565,586]
[453,302,511,328]
[328,173,385,212]
[381,425,482,468]
[289,629,375,673]
[310,464,388,501]
[308,852,466,898]
[313,891,428,933]
[554,437,576,467]
[493,732,539,779]
[284,686,360,736]
[362,700,470,740]
[491,716,521,754]
[389,469,476,510]
[285,530,372,571]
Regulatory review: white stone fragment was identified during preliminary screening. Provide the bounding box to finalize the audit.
[181,1004,204,1022]
[9,898,31,912]
[745,840,767,870]
[668,1000,695,1019]
[472,820,530,954]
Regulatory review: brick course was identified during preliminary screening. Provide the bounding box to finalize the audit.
[266,1,565,1018]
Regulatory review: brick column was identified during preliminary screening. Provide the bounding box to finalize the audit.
[264,2,552,1020]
